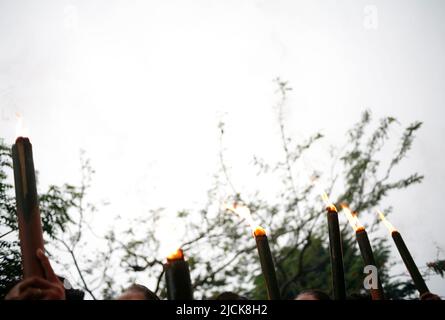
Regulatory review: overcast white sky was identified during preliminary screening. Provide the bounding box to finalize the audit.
[1,0,444,296]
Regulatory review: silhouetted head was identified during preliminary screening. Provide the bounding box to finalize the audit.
[420,292,442,300]
[57,276,85,300]
[117,284,159,300]
[347,293,372,300]
[295,289,331,300]
[215,291,248,300]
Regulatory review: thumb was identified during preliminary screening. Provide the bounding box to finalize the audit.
[36,249,58,283]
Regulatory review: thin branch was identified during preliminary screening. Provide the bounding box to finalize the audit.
[218,122,239,196]
[193,245,256,289]
[56,237,96,300]
[277,89,298,199]
[0,229,14,239]
[279,235,312,294]
[155,269,165,295]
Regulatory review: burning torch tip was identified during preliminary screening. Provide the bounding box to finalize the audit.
[167,249,184,261]
[253,226,266,237]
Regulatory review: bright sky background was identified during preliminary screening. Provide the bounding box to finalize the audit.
[1,0,444,297]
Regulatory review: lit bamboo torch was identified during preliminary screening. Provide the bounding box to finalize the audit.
[226,203,281,300]
[377,210,429,296]
[341,204,385,300]
[322,192,346,300]
[12,114,45,278]
[164,248,194,300]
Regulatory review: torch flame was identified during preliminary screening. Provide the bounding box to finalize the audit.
[341,203,365,232]
[254,226,266,237]
[321,191,337,212]
[225,202,266,237]
[167,248,184,261]
[376,209,397,233]
[15,113,29,138]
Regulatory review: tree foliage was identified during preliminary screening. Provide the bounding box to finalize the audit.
[92,79,426,299]
[0,143,101,299]
[0,79,431,299]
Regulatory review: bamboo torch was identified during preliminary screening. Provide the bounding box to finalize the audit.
[164,248,194,300]
[11,115,45,278]
[253,226,281,300]
[341,204,385,300]
[322,192,346,300]
[377,210,429,296]
[227,203,281,300]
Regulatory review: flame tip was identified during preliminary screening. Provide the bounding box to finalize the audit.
[225,200,266,236]
[167,248,184,261]
[321,192,337,212]
[376,209,397,233]
[342,205,365,232]
[254,226,266,237]
[15,113,28,138]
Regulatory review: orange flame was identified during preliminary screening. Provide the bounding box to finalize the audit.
[341,204,365,232]
[376,209,397,233]
[15,113,29,138]
[167,248,184,261]
[321,192,337,212]
[226,202,267,237]
[254,226,266,237]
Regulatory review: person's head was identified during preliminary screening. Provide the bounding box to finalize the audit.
[116,284,159,300]
[295,289,331,301]
[347,293,371,300]
[420,292,442,301]
[214,291,248,300]
[57,276,85,300]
